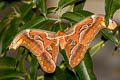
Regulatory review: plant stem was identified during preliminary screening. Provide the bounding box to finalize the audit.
[118,40,120,45]
[89,40,104,57]
[48,18,59,21]
[91,46,101,57]
[89,40,104,52]
[37,75,44,80]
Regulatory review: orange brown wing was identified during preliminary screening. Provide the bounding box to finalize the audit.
[63,15,117,68]
[9,29,59,73]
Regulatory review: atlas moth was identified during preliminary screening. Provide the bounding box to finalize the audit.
[9,14,117,73]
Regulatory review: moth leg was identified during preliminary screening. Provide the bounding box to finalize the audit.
[69,44,87,68]
[37,51,56,73]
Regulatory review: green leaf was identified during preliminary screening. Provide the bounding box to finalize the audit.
[0,57,16,69]
[0,1,7,11]
[44,23,55,31]
[105,0,120,17]
[0,12,13,34]
[54,23,68,32]
[44,67,66,80]
[58,0,83,9]
[16,48,31,79]
[112,46,118,55]
[47,7,57,14]
[2,18,21,54]
[33,0,47,17]
[74,50,97,80]
[62,10,94,22]
[110,0,120,16]
[105,0,112,26]
[0,57,23,79]
[118,25,120,34]
[17,49,28,73]
[19,16,47,31]
[64,68,77,80]
[45,22,68,32]
[101,28,118,46]
[0,23,10,40]
[20,3,33,19]
[21,6,36,23]
[16,47,24,63]
[30,55,39,80]
[0,69,24,80]
[73,0,86,11]
[0,13,14,40]
[60,49,71,69]
[105,0,120,26]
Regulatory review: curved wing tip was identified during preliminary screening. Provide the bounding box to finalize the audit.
[43,66,56,73]
[9,44,14,50]
[108,19,117,30]
[69,60,78,68]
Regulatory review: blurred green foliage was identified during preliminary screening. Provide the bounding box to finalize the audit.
[0,0,120,80]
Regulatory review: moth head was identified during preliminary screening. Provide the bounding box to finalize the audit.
[9,29,30,50]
